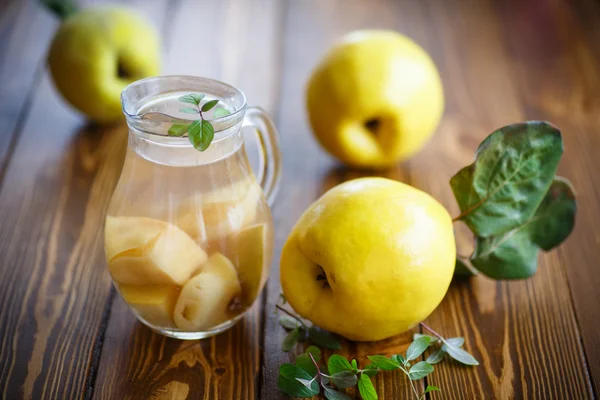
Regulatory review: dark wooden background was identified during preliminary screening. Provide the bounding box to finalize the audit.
[0,0,599,398]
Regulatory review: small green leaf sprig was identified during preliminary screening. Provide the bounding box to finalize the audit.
[276,305,478,399]
[167,93,231,151]
[277,304,342,351]
[450,121,577,279]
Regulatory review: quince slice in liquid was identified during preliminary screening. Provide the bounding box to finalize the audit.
[119,284,180,328]
[106,216,207,285]
[236,224,268,306]
[173,253,241,331]
[174,180,262,245]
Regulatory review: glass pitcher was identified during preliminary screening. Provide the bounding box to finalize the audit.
[105,76,281,339]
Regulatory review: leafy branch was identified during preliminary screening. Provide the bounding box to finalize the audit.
[449,121,577,279]
[277,306,478,399]
[167,93,231,151]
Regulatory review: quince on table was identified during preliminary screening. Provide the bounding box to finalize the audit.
[280,178,455,342]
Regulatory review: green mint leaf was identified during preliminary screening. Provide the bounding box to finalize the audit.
[323,386,352,400]
[362,365,379,378]
[306,345,321,359]
[278,363,319,397]
[298,347,319,370]
[327,354,353,375]
[357,373,378,400]
[187,120,202,148]
[308,327,341,349]
[295,377,316,388]
[179,93,205,105]
[295,345,321,376]
[212,107,231,118]
[330,371,358,389]
[282,327,300,352]
[366,355,402,371]
[454,258,478,277]
[351,359,358,371]
[167,123,189,137]
[179,107,198,114]
[392,354,406,364]
[426,349,445,364]
[406,336,431,361]
[470,177,576,279]
[450,121,563,237]
[201,99,220,112]
[442,342,479,366]
[408,361,434,380]
[424,385,441,394]
[279,315,300,330]
[446,337,465,348]
[413,333,436,344]
[195,120,214,151]
[295,353,317,376]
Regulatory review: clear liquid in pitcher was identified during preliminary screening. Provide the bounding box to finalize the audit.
[105,142,274,338]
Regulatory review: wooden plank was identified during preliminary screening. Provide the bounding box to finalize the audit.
[0,78,124,400]
[496,0,600,395]
[0,1,56,177]
[0,1,170,398]
[409,0,594,398]
[92,0,283,398]
[262,0,595,399]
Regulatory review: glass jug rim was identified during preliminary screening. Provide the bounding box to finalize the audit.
[121,75,248,140]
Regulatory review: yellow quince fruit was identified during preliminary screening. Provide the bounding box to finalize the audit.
[48,7,160,123]
[280,178,455,341]
[306,30,444,169]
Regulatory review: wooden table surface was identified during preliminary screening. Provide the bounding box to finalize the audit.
[1,0,599,398]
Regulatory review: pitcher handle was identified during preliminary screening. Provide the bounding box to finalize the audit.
[243,106,282,207]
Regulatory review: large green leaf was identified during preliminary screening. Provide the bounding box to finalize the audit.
[450,121,563,237]
[454,258,478,277]
[471,231,539,279]
[471,178,576,279]
[530,177,577,250]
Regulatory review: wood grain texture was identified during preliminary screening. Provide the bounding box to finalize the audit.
[0,77,123,399]
[404,0,594,398]
[92,0,284,398]
[0,0,169,399]
[0,1,56,177]
[501,0,600,395]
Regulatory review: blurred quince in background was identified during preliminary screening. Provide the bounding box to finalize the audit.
[44,0,160,123]
[307,30,444,169]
